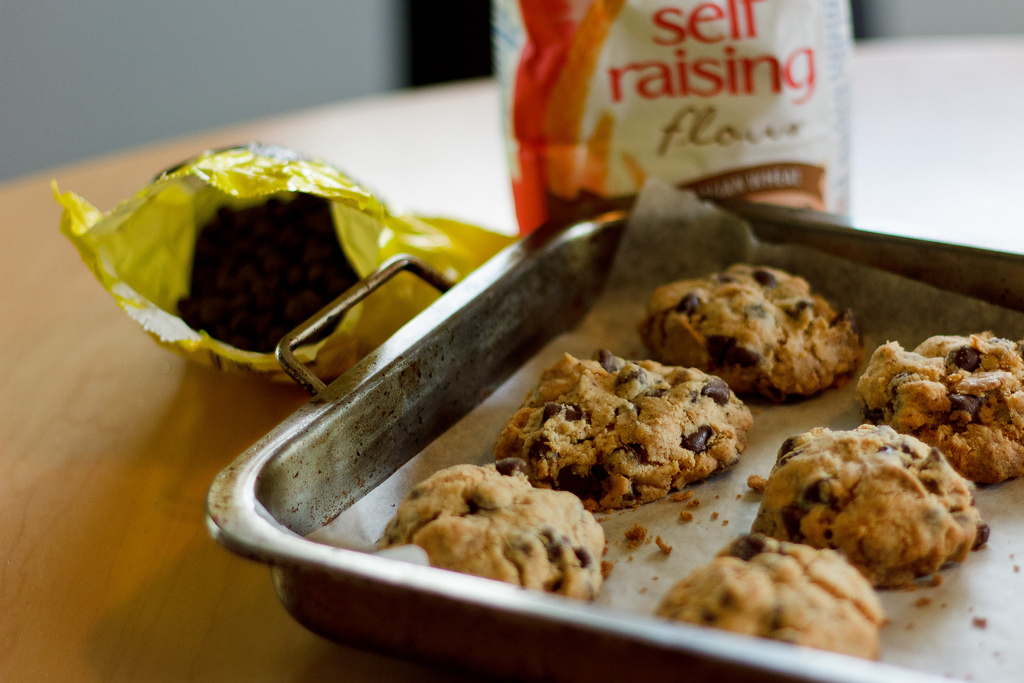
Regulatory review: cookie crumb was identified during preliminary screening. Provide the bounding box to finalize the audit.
[722,519,729,526]
[639,587,648,594]
[625,523,647,549]
[941,603,947,609]
[652,576,659,581]
[928,573,943,587]
[670,491,694,502]
[905,623,915,631]
[686,499,701,509]
[628,555,634,563]
[601,561,614,578]
[972,617,988,629]
[736,493,742,499]
[679,511,694,522]
[914,597,932,608]
[710,511,720,520]
[1014,565,1020,573]
[747,475,767,492]
[714,494,720,500]
[655,536,673,555]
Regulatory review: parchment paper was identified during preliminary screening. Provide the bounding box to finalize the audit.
[311,181,1024,682]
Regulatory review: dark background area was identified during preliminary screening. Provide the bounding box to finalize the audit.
[406,1,493,86]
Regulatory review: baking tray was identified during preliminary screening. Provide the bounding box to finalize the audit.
[206,183,1024,683]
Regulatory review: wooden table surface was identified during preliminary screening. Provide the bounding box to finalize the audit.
[2,36,1023,682]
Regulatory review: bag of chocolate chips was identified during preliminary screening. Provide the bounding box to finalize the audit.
[494,0,854,233]
[56,144,512,381]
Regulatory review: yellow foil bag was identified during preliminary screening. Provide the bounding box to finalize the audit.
[55,144,513,382]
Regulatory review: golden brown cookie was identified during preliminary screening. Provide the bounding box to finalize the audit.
[494,351,753,510]
[750,425,987,587]
[656,534,885,659]
[856,333,1024,483]
[638,264,863,401]
[379,461,605,600]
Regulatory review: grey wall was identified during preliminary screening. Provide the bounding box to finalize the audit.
[862,0,1024,38]
[0,0,406,181]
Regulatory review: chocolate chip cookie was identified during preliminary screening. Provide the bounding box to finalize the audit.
[637,264,863,401]
[750,425,987,588]
[856,333,1024,483]
[379,461,605,600]
[494,350,753,511]
[656,534,885,659]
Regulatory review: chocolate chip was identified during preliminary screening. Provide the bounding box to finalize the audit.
[724,344,760,368]
[715,273,737,284]
[645,388,668,399]
[596,349,620,373]
[706,336,733,365]
[889,371,912,389]
[949,393,984,418]
[832,309,861,341]
[777,436,801,465]
[752,268,776,287]
[495,457,527,476]
[707,337,761,368]
[625,442,649,464]
[528,437,552,459]
[681,425,714,453]
[675,292,700,314]
[540,528,567,563]
[557,465,606,499]
[863,407,884,424]
[973,523,990,549]
[700,377,731,405]
[802,479,834,506]
[725,534,768,561]
[785,300,813,318]
[574,547,593,568]
[615,365,643,385]
[564,404,583,421]
[542,402,561,421]
[920,475,942,495]
[948,346,982,372]
[780,505,804,541]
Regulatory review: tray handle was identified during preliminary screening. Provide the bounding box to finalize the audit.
[275,254,454,395]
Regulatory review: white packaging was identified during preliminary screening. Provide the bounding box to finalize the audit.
[494,0,853,233]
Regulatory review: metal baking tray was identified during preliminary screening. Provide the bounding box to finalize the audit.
[206,185,1024,683]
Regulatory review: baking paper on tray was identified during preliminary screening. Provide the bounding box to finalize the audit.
[311,181,1024,682]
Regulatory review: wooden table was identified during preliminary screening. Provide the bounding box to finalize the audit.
[2,37,1023,682]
